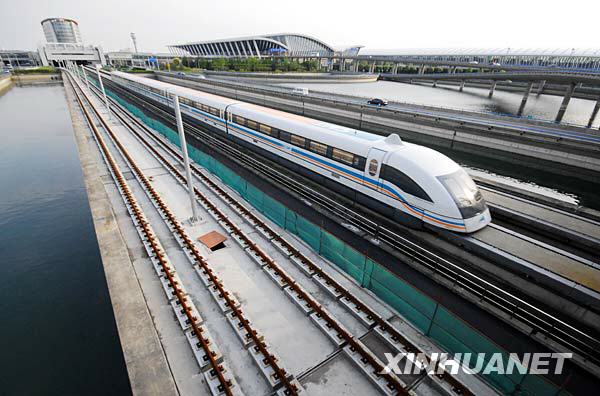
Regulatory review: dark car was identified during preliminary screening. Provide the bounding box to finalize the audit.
[367,98,388,106]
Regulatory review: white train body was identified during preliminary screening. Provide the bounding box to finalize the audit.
[110,71,491,233]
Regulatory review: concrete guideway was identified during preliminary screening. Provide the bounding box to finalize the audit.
[73,66,504,395]
[479,184,600,255]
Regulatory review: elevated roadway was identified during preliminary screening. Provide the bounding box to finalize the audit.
[381,71,600,85]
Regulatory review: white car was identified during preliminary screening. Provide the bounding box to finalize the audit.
[292,87,309,95]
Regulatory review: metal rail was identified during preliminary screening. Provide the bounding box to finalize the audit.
[106,88,477,396]
[88,69,600,368]
[68,70,300,395]
[65,72,237,396]
[87,75,412,395]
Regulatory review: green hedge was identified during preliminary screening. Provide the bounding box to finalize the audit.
[12,66,57,74]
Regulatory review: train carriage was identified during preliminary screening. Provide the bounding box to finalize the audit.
[110,71,491,233]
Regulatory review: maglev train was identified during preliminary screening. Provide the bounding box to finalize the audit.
[110,71,491,233]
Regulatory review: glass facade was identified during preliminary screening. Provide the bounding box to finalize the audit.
[42,18,82,44]
[170,34,334,58]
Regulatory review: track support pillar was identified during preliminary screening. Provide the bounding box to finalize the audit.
[488,80,497,98]
[555,82,576,123]
[587,97,600,128]
[95,64,111,119]
[517,81,534,116]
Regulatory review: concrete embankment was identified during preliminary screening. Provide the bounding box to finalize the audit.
[12,73,62,86]
[203,70,378,83]
[0,75,13,95]
[63,75,178,395]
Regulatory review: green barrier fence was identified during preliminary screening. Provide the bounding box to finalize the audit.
[105,86,570,396]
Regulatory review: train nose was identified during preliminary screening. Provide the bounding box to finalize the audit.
[463,208,492,233]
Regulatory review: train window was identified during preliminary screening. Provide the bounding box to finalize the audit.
[380,165,432,202]
[332,148,355,166]
[291,134,305,148]
[368,159,379,176]
[246,120,258,130]
[259,124,272,135]
[353,156,366,170]
[309,141,328,156]
[279,130,291,143]
[209,107,220,116]
[234,115,246,125]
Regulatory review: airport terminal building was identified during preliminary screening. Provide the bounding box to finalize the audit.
[169,33,335,58]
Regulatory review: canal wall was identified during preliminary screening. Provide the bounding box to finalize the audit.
[63,77,178,395]
[0,75,13,95]
[12,73,62,86]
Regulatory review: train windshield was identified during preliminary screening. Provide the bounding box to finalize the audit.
[437,169,486,218]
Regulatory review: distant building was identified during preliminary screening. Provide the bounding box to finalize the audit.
[335,46,364,57]
[169,33,335,58]
[105,51,175,68]
[0,50,40,68]
[38,18,104,66]
[41,18,82,45]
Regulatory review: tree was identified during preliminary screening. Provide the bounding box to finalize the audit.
[212,58,228,71]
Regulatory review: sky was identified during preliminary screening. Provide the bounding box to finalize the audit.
[2,0,599,53]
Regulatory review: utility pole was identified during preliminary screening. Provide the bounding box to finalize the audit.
[130,32,138,53]
[173,94,199,223]
[96,64,111,119]
[81,65,89,88]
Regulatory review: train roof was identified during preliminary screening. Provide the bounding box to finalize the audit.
[230,101,395,155]
[111,71,239,108]
[112,71,461,176]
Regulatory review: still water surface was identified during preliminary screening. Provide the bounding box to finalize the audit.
[0,85,131,395]
[289,80,599,128]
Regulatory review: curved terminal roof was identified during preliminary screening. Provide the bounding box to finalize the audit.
[169,33,334,58]
[41,17,79,25]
